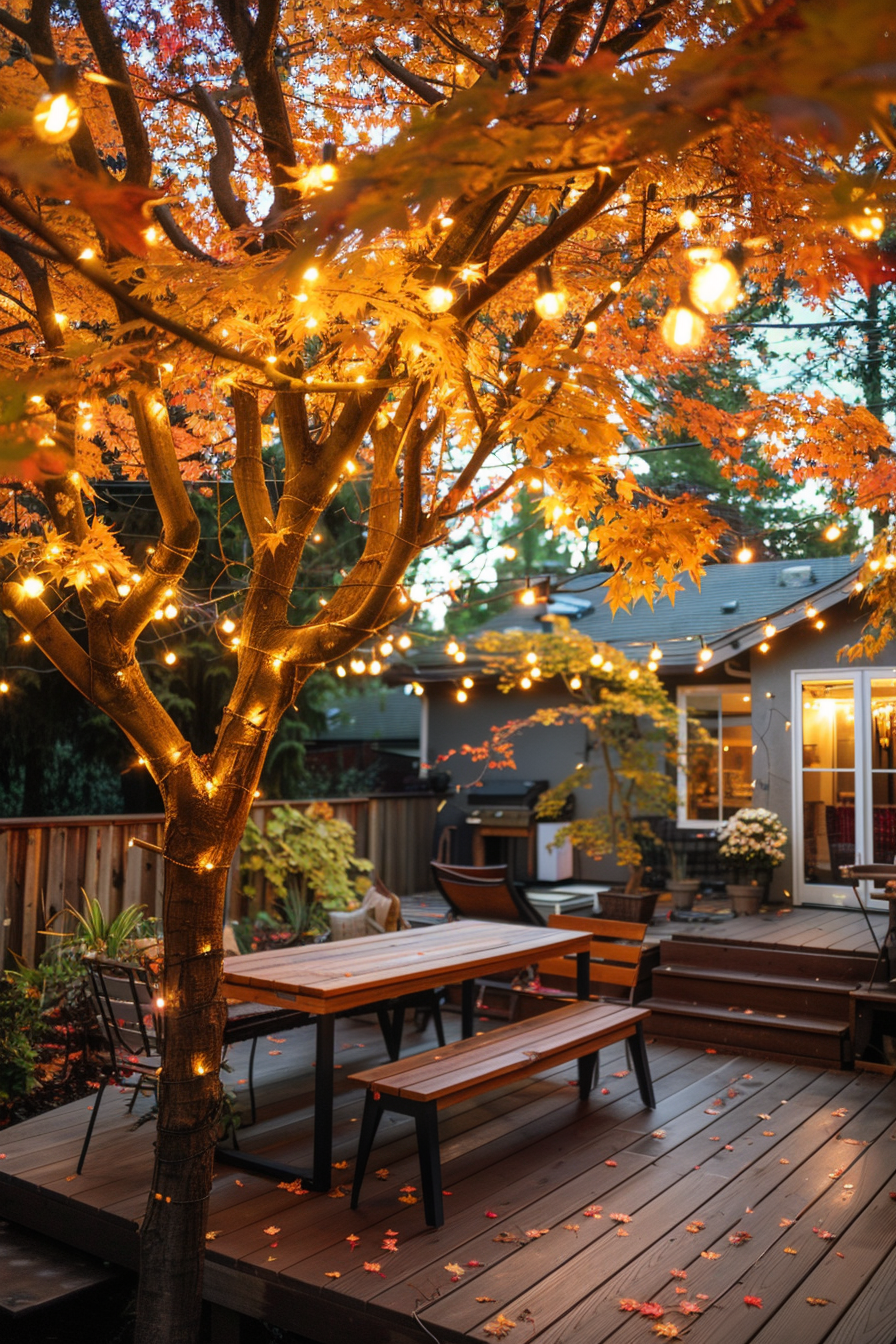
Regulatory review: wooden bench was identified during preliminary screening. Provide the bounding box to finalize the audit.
[349,998,654,1226]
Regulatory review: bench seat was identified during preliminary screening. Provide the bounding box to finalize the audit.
[349,998,654,1226]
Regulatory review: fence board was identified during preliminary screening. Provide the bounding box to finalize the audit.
[0,794,438,965]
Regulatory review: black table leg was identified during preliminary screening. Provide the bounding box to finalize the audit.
[312,1014,335,1191]
[576,949,591,1000]
[461,979,475,1038]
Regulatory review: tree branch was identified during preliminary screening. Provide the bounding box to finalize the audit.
[153,205,221,263]
[537,0,598,70]
[231,387,272,547]
[369,46,444,106]
[429,19,499,77]
[112,384,201,647]
[77,0,152,187]
[0,586,93,699]
[0,230,63,348]
[192,84,253,230]
[599,0,676,57]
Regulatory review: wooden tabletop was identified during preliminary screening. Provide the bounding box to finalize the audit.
[222,920,592,1015]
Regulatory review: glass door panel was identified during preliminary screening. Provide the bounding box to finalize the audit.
[800,681,855,886]
[871,678,896,863]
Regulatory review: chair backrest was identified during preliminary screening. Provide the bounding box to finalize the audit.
[539,913,650,1002]
[85,957,163,1074]
[432,863,511,882]
[431,862,546,925]
[843,864,896,892]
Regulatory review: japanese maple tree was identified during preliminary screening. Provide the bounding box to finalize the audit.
[1,1,895,1340]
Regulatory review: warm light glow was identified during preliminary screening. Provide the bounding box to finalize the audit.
[689,259,740,315]
[204,861,214,871]
[462,676,474,689]
[759,641,770,653]
[647,660,658,672]
[853,580,864,593]
[661,305,706,350]
[628,668,640,681]
[272,658,282,671]
[163,651,177,666]
[530,666,541,678]
[155,997,165,1009]
[344,459,357,475]
[22,575,45,598]
[0,681,8,695]
[520,676,532,689]
[502,545,517,560]
[823,524,842,542]
[650,644,663,660]
[736,546,754,564]
[525,651,538,665]
[446,639,459,656]
[116,582,131,597]
[609,280,622,294]
[520,587,537,606]
[409,583,427,603]
[350,658,366,674]
[698,646,713,664]
[221,618,236,634]
[763,623,777,638]
[163,603,178,620]
[678,207,700,230]
[533,287,567,320]
[454,650,466,664]
[570,675,582,690]
[528,477,543,492]
[380,640,393,656]
[22,634,31,644]
[397,634,412,650]
[427,285,455,313]
[814,619,826,630]
[369,659,382,675]
[195,1063,206,1076]
[805,605,818,619]
[456,689,468,703]
[78,247,96,261]
[336,665,347,677]
[846,210,885,242]
[33,91,81,143]
[439,215,454,229]
[412,682,424,696]
[590,653,604,668]
[303,266,320,282]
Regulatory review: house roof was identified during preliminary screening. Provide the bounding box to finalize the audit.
[314,685,421,744]
[393,556,862,680]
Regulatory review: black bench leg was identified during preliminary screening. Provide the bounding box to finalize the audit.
[351,1092,384,1209]
[629,1023,655,1108]
[247,1036,259,1125]
[431,991,446,1047]
[578,1051,598,1100]
[415,1101,444,1228]
[77,1075,108,1174]
[461,980,475,1038]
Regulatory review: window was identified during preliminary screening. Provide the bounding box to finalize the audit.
[678,686,753,826]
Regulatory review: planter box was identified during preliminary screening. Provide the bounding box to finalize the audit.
[597,890,659,924]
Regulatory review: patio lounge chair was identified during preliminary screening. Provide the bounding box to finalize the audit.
[431,861,546,926]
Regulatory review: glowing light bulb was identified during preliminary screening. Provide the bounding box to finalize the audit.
[33,91,80,143]
[528,477,543,492]
[195,1063,206,1076]
[164,651,177,666]
[22,634,31,644]
[369,659,382,675]
[628,668,640,681]
[412,682,424,696]
[814,619,826,630]
[155,997,165,1009]
[336,665,347,677]
[806,605,818,619]
[204,861,214,871]
[221,618,236,634]
[648,660,658,672]
[520,588,537,606]
[736,546,753,564]
[763,623,777,638]
[427,285,455,313]
[462,676,474,689]
[650,645,663,660]
[409,583,427,603]
[380,640,393,656]
[117,582,131,597]
[677,207,700,230]
[445,639,459,656]
[661,304,706,350]
[533,287,567,320]
[698,646,713,664]
[609,280,622,293]
[759,641,770,653]
[570,675,582,690]
[303,266,320,282]
[824,523,843,542]
[689,259,740,314]
[456,689,468,703]
[603,661,614,674]
[502,545,517,560]
[397,634,412,650]
[846,210,885,242]
[590,653,604,668]
[520,676,532,689]
[22,575,45,598]
[0,681,8,694]
[454,650,466,664]
[163,603,178,620]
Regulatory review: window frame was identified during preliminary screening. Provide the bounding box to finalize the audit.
[676,683,753,830]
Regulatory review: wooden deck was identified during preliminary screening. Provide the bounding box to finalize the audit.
[655,903,888,957]
[3,1007,896,1343]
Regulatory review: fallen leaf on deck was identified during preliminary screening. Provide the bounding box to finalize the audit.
[831,1108,848,1117]
[652,1130,667,1139]
[485,1210,498,1218]
[704,1109,720,1115]
[780,1159,790,1165]
[364,1262,385,1276]
[375,1168,389,1179]
[616,1228,629,1236]
[696,1293,710,1300]
[398,1195,417,1205]
[613,1070,629,1077]
[619,1300,641,1312]
[564,1224,579,1233]
[332,1160,349,1170]
[468,1260,484,1266]
[724,1144,734,1151]
[709,1136,720,1142]
[639,1302,664,1318]
[728,1089,738,1098]
[813,1227,836,1239]
[762,1131,775,1137]
[267,1036,286,1043]
[610,1213,632,1223]
[382,1238,398,1253]
[263,1226,280,1236]
[476,1296,496,1303]
[401,1184,416,1193]
[744,1295,763,1308]
[601,1087,610,1095]
[807,1298,830,1306]
[742,1073,753,1079]
[346,1234,360,1248]
[701,1251,721,1260]
[605,1160,618,1167]
[235,1180,244,1187]
[446,1263,464,1276]
[674,1287,687,1295]
[493,1232,522,1243]
[329,1186,347,1199]
[652,1325,680,1338]
[268,1050,281,1056]
[278,1179,306,1195]
[205,1231,222,1240]
[686,1222,705,1233]
[66,1175,78,1182]
[744,1009,754,1015]
[483,1313,516,1337]
[706,1049,717,1053]
[780,1218,794,1227]
[584,1206,602,1217]
[784,1247,798,1254]
[712,1099,723,1106]
[526,1229,549,1239]
[679,1302,702,1315]
[730,1231,752,1245]
[758,1113,771,1120]
[669,1268,687,1279]
[325,1271,341,1278]
[266,1256,277,1262]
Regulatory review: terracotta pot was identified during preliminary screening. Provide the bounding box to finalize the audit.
[598,890,659,924]
[725,882,763,916]
[666,879,700,911]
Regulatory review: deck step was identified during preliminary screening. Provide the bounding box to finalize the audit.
[651,964,854,1020]
[0,1219,117,1318]
[642,997,851,1067]
[664,934,880,985]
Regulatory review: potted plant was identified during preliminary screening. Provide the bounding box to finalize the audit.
[239,801,373,942]
[665,847,700,913]
[717,807,788,915]
[464,625,680,925]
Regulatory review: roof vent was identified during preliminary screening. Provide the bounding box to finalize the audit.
[543,595,594,621]
[779,564,815,588]
[721,599,739,614]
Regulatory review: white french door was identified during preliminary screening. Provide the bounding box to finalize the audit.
[793,669,896,909]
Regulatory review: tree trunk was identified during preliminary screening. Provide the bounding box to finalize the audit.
[134,797,239,1344]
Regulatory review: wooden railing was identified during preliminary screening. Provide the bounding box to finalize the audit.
[0,794,440,967]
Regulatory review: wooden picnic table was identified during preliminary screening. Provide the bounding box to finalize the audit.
[220,920,593,1190]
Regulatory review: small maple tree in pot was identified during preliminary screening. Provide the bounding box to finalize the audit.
[1,2,895,1340]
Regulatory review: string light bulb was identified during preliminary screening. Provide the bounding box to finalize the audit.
[661,301,706,351]
[456,689,468,703]
[336,665,347,677]
[736,545,754,564]
[845,208,885,242]
[520,676,532,689]
[220,618,236,634]
[650,644,663,660]
[163,651,177,666]
[445,639,459,656]
[759,641,770,653]
[369,659,382,675]
[462,676,474,689]
[397,634,412,650]
[628,668,640,681]
[412,682,424,696]
[533,266,567,320]
[520,587,537,606]
[677,196,701,231]
[590,652,604,669]
[409,583,427,603]
[427,283,455,313]
[823,523,843,542]
[0,681,9,694]
[698,644,713,664]
[163,603,178,620]
[763,623,777,638]
[21,575,45,598]
[33,90,81,143]
[570,675,582,690]
[688,249,741,315]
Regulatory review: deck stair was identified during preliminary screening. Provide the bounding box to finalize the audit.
[642,936,883,1068]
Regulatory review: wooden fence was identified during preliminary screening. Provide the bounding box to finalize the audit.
[0,794,440,967]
